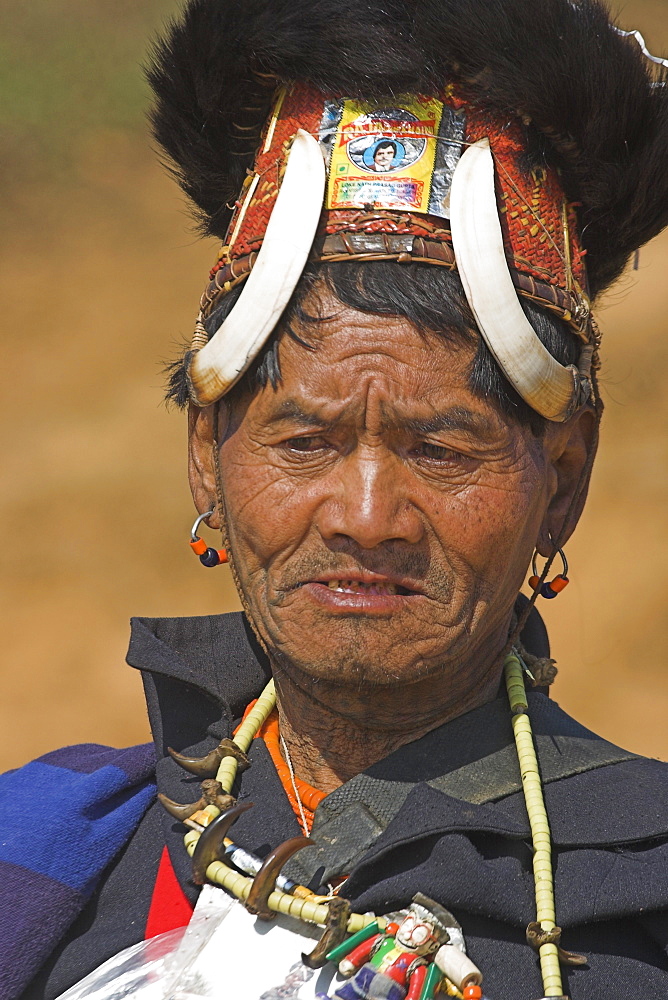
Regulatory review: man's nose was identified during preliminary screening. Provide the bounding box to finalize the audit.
[316,448,424,549]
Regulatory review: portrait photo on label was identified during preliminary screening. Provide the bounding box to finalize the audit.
[344,108,426,174]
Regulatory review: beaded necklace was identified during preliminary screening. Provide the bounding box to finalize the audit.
[175,654,568,999]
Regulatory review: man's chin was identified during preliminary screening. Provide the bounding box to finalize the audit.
[252,594,475,689]
[273,651,429,690]
[265,631,450,691]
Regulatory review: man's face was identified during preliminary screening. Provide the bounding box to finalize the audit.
[200,287,585,713]
[373,144,395,170]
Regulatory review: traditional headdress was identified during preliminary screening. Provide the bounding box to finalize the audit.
[148,0,667,421]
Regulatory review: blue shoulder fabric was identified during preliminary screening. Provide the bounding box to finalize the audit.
[0,743,157,1000]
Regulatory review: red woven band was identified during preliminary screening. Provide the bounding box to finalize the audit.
[199,82,593,344]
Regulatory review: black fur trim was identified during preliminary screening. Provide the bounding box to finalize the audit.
[147,0,667,297]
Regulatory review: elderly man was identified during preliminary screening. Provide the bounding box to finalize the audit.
[3,1,668,999]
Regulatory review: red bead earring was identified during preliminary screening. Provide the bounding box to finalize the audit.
[189,510,228,567]
[528,547,569,599]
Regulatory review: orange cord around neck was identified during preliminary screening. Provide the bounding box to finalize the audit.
[235,701,326,833]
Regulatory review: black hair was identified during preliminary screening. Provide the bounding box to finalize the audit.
[165,260,577,435]
[148,0,667,299]
[374,141,397,155]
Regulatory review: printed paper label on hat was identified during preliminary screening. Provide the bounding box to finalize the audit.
[320,97,465,219]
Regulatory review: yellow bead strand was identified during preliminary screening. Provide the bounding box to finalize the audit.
[215,679,277,794]
[184,832,377,933]
[504,652,564,998]
[183,681,276,831]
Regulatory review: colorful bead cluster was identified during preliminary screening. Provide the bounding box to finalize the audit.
[527,572,569,600]
[189,534,228,567]
[528,547,569,599]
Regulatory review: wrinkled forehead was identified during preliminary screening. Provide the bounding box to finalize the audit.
[276,282,473,378]
[227,314,516,448]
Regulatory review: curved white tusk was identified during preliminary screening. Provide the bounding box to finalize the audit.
[189,129,326,405]
[449,138,579,422]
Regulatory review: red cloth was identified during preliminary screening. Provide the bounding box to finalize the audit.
[145,846,194,939]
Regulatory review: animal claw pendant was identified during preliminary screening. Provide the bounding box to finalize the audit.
[191,802,254,883]
[168,737,251,778]
[302,897,351,969]
[245,836,315,919]
[158,737,252,821]
[158,778,236,821]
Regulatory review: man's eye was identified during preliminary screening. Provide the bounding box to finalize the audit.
[414,442,462,462]
[283,436,329,453]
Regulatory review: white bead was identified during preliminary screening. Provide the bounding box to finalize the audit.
[434,944,483,988]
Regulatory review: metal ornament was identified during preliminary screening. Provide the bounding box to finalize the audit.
[612,26,668,70]
[528,548,569,599]
[189,509,228,567]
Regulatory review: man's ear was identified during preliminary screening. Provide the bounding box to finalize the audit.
[536,407,598,558]
[187,403,228,529]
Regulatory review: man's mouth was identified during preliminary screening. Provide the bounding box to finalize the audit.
[287,573,425,614]
[322,579,410,596]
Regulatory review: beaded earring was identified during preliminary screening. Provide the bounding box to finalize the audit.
[528,547,569,599]
[189,509,228,567]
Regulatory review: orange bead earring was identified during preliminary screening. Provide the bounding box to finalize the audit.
[189,509,228,567]
[528,547,569,599]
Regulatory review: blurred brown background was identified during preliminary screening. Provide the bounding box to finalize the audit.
[1,0,666,771]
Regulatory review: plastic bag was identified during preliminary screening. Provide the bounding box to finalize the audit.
[54,927,187,1000]
[55,886,233,1000]
[55,886,340,1000]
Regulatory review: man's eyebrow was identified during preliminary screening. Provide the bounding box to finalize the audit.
[400,407,498,438]
[269,400,338,429]
[268,401,498,436]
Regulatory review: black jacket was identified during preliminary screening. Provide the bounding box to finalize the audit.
[24,609,668,999]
